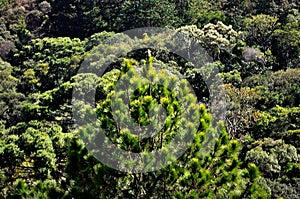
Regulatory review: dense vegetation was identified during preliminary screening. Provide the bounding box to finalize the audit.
[0,0,299,198]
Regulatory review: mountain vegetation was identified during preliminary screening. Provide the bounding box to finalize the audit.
[0,0,299,198]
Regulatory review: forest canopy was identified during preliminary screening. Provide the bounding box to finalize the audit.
[0,0,299,198]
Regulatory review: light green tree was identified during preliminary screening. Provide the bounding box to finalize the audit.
[67,57,268,198]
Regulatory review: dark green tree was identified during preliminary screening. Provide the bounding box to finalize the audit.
[0,120,74,198]
[0,58,24,127]
[12,37,85,94]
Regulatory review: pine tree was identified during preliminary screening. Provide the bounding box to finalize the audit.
[68,57,268,198]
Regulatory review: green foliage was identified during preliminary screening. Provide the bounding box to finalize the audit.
[244,138,299,198]
[218,69,242,86]
[66,120,267,198]
[0,120,74,197]
[7,178,65,198]
[13,37,85,94]
[253,105,300,139]
[0,58,24,127]
[0,0,15,9]
[244,14,279,50]
[243,68,300,109]
[84,31,116,51]
[118,0,180,30]
[47,0,107,38]
[273,20,300,69]
[224,84,259,138]
[283,130,300,151]
[181,0,225,26]
[93,58,198,153]
[0,0,299,197]
[67,57,268,198]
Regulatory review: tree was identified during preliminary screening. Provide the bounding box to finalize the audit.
[180,0,226,27]
[68,57,268,198]
[0,120,74,198]
[223,84,260,138]
[117,0,180,31]
[244,138,299,199]
[272,9,300,69]
[0,58,24,127]
[12,37,85,94]
[177,22,242,61]
[47,0,107,38]
[221,0,299,29]
[252,105,300,140]
[244,14,279,51]
[242,68,300,109]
